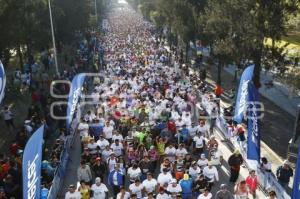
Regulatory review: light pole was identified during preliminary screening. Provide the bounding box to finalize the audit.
[48,0,59,76]
[95,0,98,26]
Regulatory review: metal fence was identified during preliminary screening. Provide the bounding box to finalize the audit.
[200,99,291,199]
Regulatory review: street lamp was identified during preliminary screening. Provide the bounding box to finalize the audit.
[48,0,59,76]
[95,0,98,25]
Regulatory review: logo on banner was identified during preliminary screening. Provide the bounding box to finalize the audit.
[69,87,81,120]
[23,125,44,199]
[249,102,259,146]
[0,61,6,104]
[238,80,250,117]
[27,154,39,198]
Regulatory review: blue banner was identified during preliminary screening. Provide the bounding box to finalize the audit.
[247,82,261,161]
[234,65,254,123]
[292,146,300,199]
[0,60,6,104]
[66,73,86,130]
[22,125,44,199]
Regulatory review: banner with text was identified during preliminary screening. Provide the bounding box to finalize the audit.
[292,146,300,199]
[234,65,254,123]
[247,82,261,161]
[0,60,6,104]
[22,125,44,199]
[66,73,86,130]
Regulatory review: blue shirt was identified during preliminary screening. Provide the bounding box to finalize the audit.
[41,188,49,199]
[180,179,193,194]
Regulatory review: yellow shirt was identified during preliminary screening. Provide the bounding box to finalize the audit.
[80,187,90,199]
[157,142,165,155]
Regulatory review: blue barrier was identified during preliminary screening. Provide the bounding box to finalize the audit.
[47,120,79,199]
[199,99,291,199]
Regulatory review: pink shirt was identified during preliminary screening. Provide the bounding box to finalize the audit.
[246,175,258,192]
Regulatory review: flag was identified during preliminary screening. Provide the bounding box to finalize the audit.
[247,82,261,161]
[292,146,300,199]
[0,60,6,104]
[234,65,254,123]
[22,125,44,199]
[66,73,86,130]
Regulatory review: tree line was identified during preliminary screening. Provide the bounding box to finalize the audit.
[128,0,299,87]
[0,0,108,69]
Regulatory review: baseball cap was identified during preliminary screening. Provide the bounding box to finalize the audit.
[95,177,101,183]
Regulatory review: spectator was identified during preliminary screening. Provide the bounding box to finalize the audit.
[142,173,157,195]
[197,188,212,199]
[65,184,80,199]
[267,191,277,199]
[234,181,249,199]
[117,186,130,199]
[245,170,258,198]
[77,161,92,185]
[215,184,233,199]
[92,157,106,180]
[193,174,208,197]
[108,164,124,197]
[78,181,91,199]
[90,177,109,199]
[2,106,15,130]
[203,161,219,190]
[129,179,144,198]
[179,174,193,199]
[156,187,170,199]
[260,157,272,189]
[276,160,293,190]
[228,149,243,183]
[157,168,173,188]
[166,179,182,195]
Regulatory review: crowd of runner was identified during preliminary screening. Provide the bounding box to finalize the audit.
[62,5,285,199]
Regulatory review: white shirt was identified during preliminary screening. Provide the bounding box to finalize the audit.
[203,166,219,182]
[189,126,199,137]
[65,191,81,199]
[175,148,188,157]
[157,172,173,186]
[142,179,157,193]
[97,139,110,150]
[129,183,144,198]
[112,134,124,142]
[165,147,176,162]
[156,193,171,199]
[116,191,130,199]
[193,136,205,148]
[103,125,114,139]
[210,150,223,166]
[87,143,98,154]
[197,193,213,199]
[110,143,123,156]
[3,110,13,120]
[166,184,182,194]
[107,157,117,171]
[91,183,108,199]
[261,162,272,171]
[127,167,142,180]
[197,158,208,169]
[189,166,201,178]
[101,149,112,162]
[198,125,209,135]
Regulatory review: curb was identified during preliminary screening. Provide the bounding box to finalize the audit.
[261,140,284,164]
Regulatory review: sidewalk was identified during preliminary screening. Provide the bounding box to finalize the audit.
[201,63,295,193]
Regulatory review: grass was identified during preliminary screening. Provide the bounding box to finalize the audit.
[264,34,300,57]
[283,31,300,46]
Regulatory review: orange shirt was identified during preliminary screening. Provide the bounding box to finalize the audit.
[215,86,223,97]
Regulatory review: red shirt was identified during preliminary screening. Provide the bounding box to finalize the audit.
[167,121,176,133]
[215,86,223,97]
